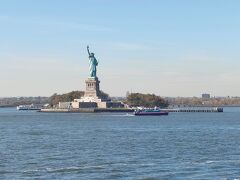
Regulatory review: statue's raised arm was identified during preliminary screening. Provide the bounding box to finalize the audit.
[87,45,90,56]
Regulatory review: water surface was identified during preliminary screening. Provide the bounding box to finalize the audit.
[0,107,240,179]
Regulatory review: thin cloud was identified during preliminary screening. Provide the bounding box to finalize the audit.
[0,15,112,32]
[0,15,9,20]
[108,42,160,51]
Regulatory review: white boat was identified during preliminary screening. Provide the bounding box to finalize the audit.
[16,104,42,111]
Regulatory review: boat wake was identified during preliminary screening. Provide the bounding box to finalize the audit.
[99,113,134,117]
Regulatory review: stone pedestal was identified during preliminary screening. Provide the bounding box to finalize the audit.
[84,77,100,98]
[72,77,124,109]
[74,77,103,103]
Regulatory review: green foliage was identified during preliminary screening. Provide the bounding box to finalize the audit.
[50,91,84,105]
[127,93,168,108]
[49,90,110,105]
[99,90,109,100]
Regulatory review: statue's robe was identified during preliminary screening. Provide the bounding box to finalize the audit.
[89,55,98,77]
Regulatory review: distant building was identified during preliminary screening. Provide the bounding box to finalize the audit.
[202,93,210,99]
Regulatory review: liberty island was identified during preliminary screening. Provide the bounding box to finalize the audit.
[41,46,130,112]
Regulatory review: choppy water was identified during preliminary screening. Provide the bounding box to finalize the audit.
[0,107,240,179]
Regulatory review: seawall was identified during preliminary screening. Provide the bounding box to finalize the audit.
[39,107,223,113]
[39,108,134,113]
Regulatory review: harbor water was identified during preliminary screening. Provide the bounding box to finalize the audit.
[0,107,240,179]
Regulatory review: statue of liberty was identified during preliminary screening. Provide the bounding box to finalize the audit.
[87,45,98,78]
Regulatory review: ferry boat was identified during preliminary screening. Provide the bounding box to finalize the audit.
[134,108,169,116]
[16,104,42,111]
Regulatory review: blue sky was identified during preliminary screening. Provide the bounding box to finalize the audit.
[1,0,240,97]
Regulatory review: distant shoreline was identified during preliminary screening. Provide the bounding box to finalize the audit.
[1,105,240,109]
[0,105,16,108]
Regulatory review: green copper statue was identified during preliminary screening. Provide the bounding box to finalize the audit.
[87,45,98,78]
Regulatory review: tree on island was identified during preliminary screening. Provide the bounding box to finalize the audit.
[98,91,109,100]
[126,93,169,108]
[50,91,84,106]
[49,90,109,106]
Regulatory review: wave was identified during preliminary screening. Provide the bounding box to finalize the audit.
[22,165,106,174]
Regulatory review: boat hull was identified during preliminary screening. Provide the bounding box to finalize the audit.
[17,108,41,111]
[134,111,169,116]
[17,105,42,111]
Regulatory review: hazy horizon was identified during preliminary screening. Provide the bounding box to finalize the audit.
[1,0,240,97]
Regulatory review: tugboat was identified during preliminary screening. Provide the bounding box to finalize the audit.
[134,108,168,116]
